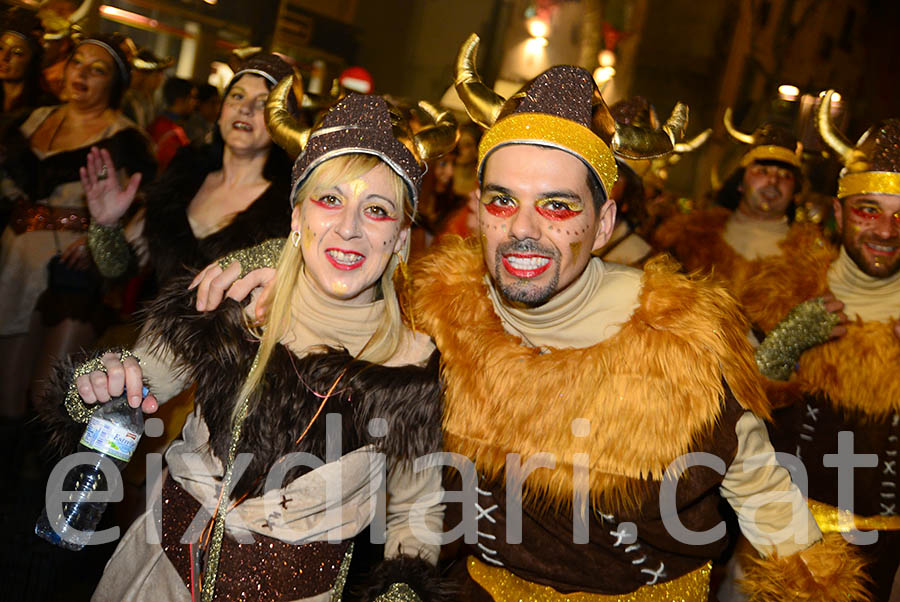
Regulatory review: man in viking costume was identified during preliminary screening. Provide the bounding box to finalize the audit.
[189,40,871,600]
[743,90,900,601]
[653,110,809,292]
[404,35,865,601]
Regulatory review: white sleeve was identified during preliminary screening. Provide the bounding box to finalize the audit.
[383,459,445,565]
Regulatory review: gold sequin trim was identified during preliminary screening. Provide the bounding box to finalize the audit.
[87,220,130,279]
[838,171,900,198]
[65,349,140,423]
[329,542,354,601]
[808,499,900,533]
[373,582,424,602]
[739,145,803,169]
[217,238,286,278]
[755,298,839,381]
[467,556,711,601]
[478,112,619,195]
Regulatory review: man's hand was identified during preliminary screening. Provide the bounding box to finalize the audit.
[822,292,848,339]
[189,260,276,322]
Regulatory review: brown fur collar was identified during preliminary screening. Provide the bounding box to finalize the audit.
[733,224,835,331]
[412,237,768,510]
[736,228,900,416]
[652,207,748,283]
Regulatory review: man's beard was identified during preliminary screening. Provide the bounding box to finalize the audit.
[494,239,561,307]
[845,235,900,278]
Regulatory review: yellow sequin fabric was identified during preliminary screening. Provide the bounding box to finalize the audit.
[65,349,140,423]
[217,237,286,278]
[87,221,130,279]
[467,556,711,602]
[373,583,424,602]
[838,171,900,198]
[478,112,619,195]
[808,499,900,533]
[754,298,839,381]
[739,145,803,168]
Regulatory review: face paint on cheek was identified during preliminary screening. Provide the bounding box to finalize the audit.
[331,281,348,294]
[569,241,582,258]
[303,225,314,250]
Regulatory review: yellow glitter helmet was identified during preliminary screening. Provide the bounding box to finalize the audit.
[817,90,900,199]
[454,34,688,198]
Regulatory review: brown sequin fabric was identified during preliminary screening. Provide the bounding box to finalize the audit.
[290,94,423,202]
[610,96,658,129]
[856,119,900,173]
[498,65,596,133]
[160,475,349,600]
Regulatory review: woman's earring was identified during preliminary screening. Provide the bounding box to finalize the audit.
[290,229,301,248]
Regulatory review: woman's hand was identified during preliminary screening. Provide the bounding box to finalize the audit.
[80,146,142,227]
[75,352,158,413]
[190,261,275,322]
[60,235,91,269]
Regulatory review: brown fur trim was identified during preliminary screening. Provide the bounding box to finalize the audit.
[739,533,870,601]
[734,225,836,333]
[412,236,768,512]
[652,207,749,284]
[762,379,805,410]
[796,320,900,416]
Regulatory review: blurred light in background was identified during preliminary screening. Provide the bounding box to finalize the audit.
[594,65,616,86]
[598,49,616,68]
[526,17,549,39]
[777,84,800,101]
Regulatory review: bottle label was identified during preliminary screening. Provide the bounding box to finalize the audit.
[81,417,141,462]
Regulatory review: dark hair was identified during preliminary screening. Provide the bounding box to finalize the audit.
[162,77,195,107]
[70,33,132,109]
[586,167,606,212]
[715,159,801,220]
[196,83,219,103]
[0,9,45,112]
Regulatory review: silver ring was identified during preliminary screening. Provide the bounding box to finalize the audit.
[97,165,108,180]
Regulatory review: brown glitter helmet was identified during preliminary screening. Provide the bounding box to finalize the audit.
[265,74,459,210]
[723,108,803,169]
[454,33,689,197]
[611,96,711,185]
[817,90,900,199]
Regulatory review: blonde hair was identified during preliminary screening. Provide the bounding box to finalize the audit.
[234,154,413,417]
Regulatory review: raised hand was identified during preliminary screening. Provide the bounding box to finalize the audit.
[822,291,848,339]
[189,260,276,322]
[80,146,142,227]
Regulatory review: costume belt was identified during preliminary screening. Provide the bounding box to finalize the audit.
[808,498,900,533]
[160,474,351,600]
[9,199,89,234]
[467,556,711,601]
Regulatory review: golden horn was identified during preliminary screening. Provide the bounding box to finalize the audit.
[612,102,689,160]
[69,0,94,24]
[674,128,712,154]
[412,101,460,162]
[816,90,854,164]
[454,33,506,128]
[723,107,755,145]
[265,75,311,159]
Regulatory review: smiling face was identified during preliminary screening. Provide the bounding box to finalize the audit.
[0,33,33,81]
[478,145,615,307]
[738,161,797,219]
[835,193,900,278]
[63,44,115,110]
[293,160,409,304]
[218,74,272,154]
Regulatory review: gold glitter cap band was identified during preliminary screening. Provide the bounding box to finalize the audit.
[478,112,619,195]
[808,499,900,532]
[739,145,803,169]
[467,556,711,601]
[837,171,900,198]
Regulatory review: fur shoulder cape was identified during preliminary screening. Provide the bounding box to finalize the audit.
[144,145,292,284]
[38,275,443,502]
[411,237,768,509]
[652,206,748,283]
[737,228,900,416]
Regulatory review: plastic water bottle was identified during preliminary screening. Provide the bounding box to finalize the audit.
[35,389,146,550]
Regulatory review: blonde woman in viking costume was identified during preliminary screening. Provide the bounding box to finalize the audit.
[738,91,900,601]
[653,110,811,294]
[37,77,458,601]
